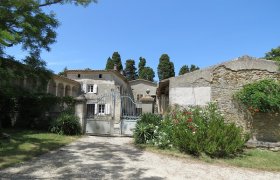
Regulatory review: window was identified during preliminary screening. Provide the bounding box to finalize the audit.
[137,94,143,101]
[86,104,95,117]
[77,74,81,78]
[98,104,105,114]
[99,74,102,78]
[88,85,94,93]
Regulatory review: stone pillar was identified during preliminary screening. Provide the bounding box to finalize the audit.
[75,95,87,134]
[140,89,155,114]
[55,82,58,96]
[63,84,66,97]
[46,80,50,94]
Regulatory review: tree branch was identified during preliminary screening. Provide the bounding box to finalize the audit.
[38,0,64,7]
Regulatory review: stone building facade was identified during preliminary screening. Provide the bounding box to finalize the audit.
[157,56,280,131]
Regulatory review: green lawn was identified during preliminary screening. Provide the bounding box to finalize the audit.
[136,144,280,171]
[0,129,80,169]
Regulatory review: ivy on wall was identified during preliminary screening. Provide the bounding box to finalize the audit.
[234,79,280,113]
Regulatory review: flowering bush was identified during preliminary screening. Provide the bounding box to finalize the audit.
[133,103,248,157]
[133,113,162,144]
[168,103,249,157]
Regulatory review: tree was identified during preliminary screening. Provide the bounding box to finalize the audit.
[157,54,175,81]
[138,57,146,74]
[179,65,189,75]
[0,0,97,58]
[105,57,114,70]
[190,64,200,72]
[0,0,96,134]
[124,59,137,81]
[139,67,155,82]
[111,52,123,72]
[58,67,68,76]
[265,46,280,62]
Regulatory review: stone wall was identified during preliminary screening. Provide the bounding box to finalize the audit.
[211,65,280,130]
[167,56,280,133]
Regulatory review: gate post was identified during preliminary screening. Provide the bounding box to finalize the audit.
[75,94,87,134]
[140,90,155,114]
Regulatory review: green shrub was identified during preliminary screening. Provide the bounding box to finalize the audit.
[234,79,280,113]
[50,112,81,135]
[140,113,162,126]
[152,119,174,149]
[133,122,155,144]
[133,113,162,144]
[164,103,249,157]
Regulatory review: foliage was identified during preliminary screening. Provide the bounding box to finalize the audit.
[133,113,162,144]
[138,67,155,82]
[111,52,123,72]
[179,64,200,75]
[133,122,156,144]
[179,65,189,75]
[138,57,146,73]
[140,113,162,126]
[190,64,200,72]
[124,59,137,80]
[105,57,114,70]
[134,103,248,158]
[265,46,280,62]
[157,54,175,81]
[50,112,81,135]
[137,57,155,82]
[58,66,68,76]
[234,79,280,113]
[0,129,79,169]
[0,0,58,57]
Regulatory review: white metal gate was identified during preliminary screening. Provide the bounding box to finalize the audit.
[85,91,141,136]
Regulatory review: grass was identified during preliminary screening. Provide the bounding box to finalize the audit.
[135,144,280,172]
[0,129,80,169]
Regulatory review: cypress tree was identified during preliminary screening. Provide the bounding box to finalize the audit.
[157,54,175,81]
[124,59,137,81]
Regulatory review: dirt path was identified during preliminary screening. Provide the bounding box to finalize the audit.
[1,136,280,179]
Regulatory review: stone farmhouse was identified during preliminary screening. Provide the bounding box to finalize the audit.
[157,56,280,135]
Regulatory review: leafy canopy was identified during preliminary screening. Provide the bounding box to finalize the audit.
[0,0,97,58]
[265,46,280,62]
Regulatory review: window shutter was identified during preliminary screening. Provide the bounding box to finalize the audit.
[94,104,98,114]
[105,104,111,115]
[82,83,87,93]
[93,84,98,94]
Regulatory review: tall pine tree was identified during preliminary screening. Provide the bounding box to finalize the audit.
[112,52,123,72]
[139,67,155,82]
[124,59,137,81]
[190,64,200,72]
[179,65,189,75]
[138,57,146,74]
[105,57,114,70]
[157,54,175,81]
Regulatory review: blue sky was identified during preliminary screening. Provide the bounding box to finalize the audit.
[7,0,280,80]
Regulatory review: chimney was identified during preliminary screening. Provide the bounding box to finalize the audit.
[114,64,117,71]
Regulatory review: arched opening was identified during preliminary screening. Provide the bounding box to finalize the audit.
[48,80,56,95]
[72,86,78,97]
[57,83,64,97]
[65,85,71,96]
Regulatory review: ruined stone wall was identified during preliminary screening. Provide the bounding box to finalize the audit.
[211,65,280,130]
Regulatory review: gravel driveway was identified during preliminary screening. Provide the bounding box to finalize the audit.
[1,136,280,179]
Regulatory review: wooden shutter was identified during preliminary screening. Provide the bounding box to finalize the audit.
[94,104,98,114]
[82,83,87,93]
[105,104,111,115]
[93,84,98,94]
